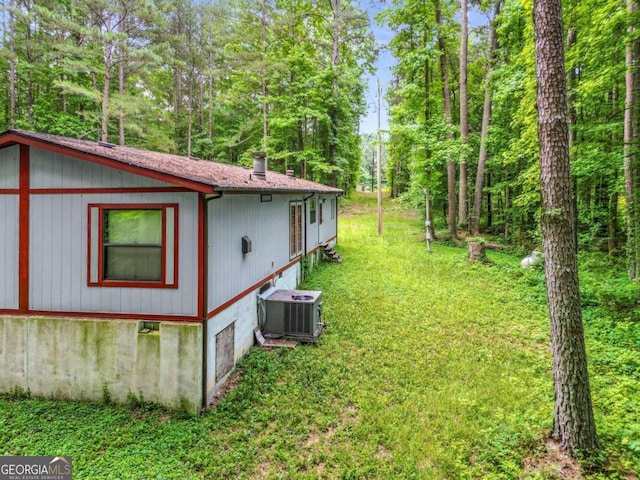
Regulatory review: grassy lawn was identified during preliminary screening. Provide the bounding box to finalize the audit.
[1,192,638,479]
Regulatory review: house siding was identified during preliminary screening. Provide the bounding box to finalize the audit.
[30,146,170,189]
[0,196,19,310]
[305,195,338,255]
[318,195,338,246]
[208,194,302,312]
[29,191,199,317]
[0,144,18,188]
[0,145,19,310]
[0,144,203,318]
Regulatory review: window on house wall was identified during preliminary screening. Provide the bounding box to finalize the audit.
[309,198,317,224]
[104,209,162,281]
[88,204,178,288]
[290,201,303,258]
[319,200,324,225]
[331,198,336,219]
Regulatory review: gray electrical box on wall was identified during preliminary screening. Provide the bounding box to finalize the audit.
[242,236,252,254]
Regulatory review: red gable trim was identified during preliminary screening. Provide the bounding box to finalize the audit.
[18,145,29,312]
[0,132,217,194]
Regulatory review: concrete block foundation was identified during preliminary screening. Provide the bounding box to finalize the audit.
[0,316,202,414]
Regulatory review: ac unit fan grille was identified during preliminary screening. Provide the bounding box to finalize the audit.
[284,303,313,335]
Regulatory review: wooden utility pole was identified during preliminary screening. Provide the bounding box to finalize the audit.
[377,78,383,236]
[425,189,432,252]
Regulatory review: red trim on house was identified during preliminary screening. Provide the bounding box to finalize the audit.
[18,145,29,312]
[87,203,179,289]
[0,132,216,194]
[171,206,180,289]
[0,189,20,194]
[0,309,200,323]
[207,258,301,319]
[198,195,206,320]
[30,187,191,195]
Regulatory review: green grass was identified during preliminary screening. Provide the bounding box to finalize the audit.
[1,192,638,479]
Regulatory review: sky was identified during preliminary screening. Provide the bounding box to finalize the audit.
[358,0,489,135]
[359,0,395,135]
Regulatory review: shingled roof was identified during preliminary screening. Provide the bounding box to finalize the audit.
[0,129,343,195]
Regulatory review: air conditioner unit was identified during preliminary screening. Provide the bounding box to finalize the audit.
[261,289,323,342]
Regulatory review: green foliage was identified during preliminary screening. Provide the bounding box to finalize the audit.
[0,0,372,191]
[381,0,633,257]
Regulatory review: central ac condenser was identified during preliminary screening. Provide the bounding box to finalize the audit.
[261,289,323,342]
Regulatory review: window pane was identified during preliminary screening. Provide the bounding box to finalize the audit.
[104,245,162,281]
[309,199,316,224]
[105,210,162,245]
[103,209,163,282]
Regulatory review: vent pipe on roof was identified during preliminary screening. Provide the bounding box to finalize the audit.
[252,151,267,180]
[286,169,295,178]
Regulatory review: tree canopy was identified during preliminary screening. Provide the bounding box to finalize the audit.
[0,0,375,191]
[381,0,638,263]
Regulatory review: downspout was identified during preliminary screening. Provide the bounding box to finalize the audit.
[201,191,223,413]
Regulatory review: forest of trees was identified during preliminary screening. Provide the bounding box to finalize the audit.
[383,0,640,270]
[0,0,374,190]
[2,0,639,265]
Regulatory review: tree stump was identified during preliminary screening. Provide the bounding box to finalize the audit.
[468,241,487,262]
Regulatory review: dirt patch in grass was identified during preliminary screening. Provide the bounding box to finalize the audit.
[524,438,639,480]
[524,438,583,479]
[208,369,243,409]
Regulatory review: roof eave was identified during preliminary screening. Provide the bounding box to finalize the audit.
[216,186,343,195]
[0,130,217,194]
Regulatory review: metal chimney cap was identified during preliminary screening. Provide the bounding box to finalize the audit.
[252,152,267,180]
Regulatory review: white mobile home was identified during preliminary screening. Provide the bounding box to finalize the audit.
[0,129,341,413]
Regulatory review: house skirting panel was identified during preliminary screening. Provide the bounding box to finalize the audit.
[205,263,300,404]
[0,316,202,414]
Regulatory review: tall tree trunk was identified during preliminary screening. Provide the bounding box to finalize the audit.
[472,1,501,235]
[208,74,213,140]
[610,88,619,255]
[102,41,113,143]
[24,1,33,124]
[609,190,619,254]
[328,0,341,187]
[533,0,600,456]
[118,16,126,146]
[458,0,469,228]
[8,0,16,127]
[436,0,456,239]
[624,0,639,279]
[188,70,193,157]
